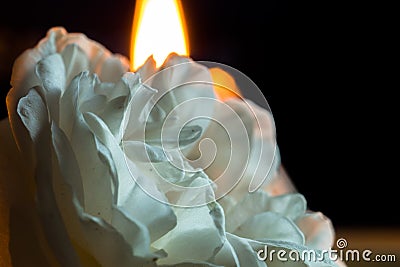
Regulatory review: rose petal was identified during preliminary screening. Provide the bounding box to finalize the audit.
[263,166,297,196]
[76,204,158,267]
[7,28,63,155]
[233,211,305,245]
[55,30,129,82]
[172,176,216,207]
[98,96,128,138]
[211,239,239,267]
[263,193,307,220]
[122,82,158,142]
[110,206,161,258]
[36,53,66,93]
[225,191,306,233]
[18,89,82,266]
[137,56,157,81]
[51,122,160,266]
[99,56,129,83]
[80,94,107,117]
[296,212,335,250]
[153,205,224,265]
[219,99,279,201]
[35,53,66,122]
[187,99,251,200]
[60,72,114,221]
[190,98,279,202]
[114,178,175,243]
[17,88,48,144]
[10,28,61,96]
[202,203,239,267]
[83,111,177,242]
[123,141,216,207]
[143,54,216,153]
[35,27,129,86]
[61,44,90,86]
[96,73,140,140]
[223,233,267,267]
[56,31,105,60]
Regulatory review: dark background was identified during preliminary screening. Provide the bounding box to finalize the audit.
[0,0,396,227]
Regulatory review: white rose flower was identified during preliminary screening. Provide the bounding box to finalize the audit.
[0,27,342,266]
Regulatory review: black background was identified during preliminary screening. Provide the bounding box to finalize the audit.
[0,0,397,227]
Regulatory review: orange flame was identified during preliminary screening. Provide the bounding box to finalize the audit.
[130,0,189,70]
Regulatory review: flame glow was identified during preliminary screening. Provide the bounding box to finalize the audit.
[130,0,189,70]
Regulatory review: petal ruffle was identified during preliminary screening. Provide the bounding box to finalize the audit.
[233,211,304,244]
[153,204,224,265]
[190,98,279,202]
[51,121,160,266]
[223,191,306,233]
[296,212,335,250]
[82,111,177,243]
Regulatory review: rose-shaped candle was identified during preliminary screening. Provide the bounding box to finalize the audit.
[0,26,344,266]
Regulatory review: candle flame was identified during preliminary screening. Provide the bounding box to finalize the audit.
[130,0,189,70]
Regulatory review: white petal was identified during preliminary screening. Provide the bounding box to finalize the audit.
[61,44,90,86]
[98,96,127,138]
[115,177,176,242]
[123,140,216,207]
[36,53,66,94]
[7,28,66,156]
[99,56,129,83]
[153,205,224,265]
[296,212,335,250]
[80,94,107,117]
[233,212,305,245]
[110,207,160,258]
[262,193,307,220]
[18,91,82,266]
[10,27,61,96]
[35,53,66,122]
[95,73,140,140]
[51,122,159,266]
[17,89,48,144]
[76,205,158,267]
[7,28,71,153]
[137,56,157,81]
[7,53,45,155]
[122,81,157,142]
[263,166,297,196]
[225,99,279,201]
[60,73,114,221]
[211,239,238,267]
[83,112,177,242]
[225,233,267,267]
[56,31,129,82]
[143,55,216,153]
[225,191,306,233]
[187,98,251,200]
[95,72,138,102]
[172,176,216,207]
[190,98,279,202]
